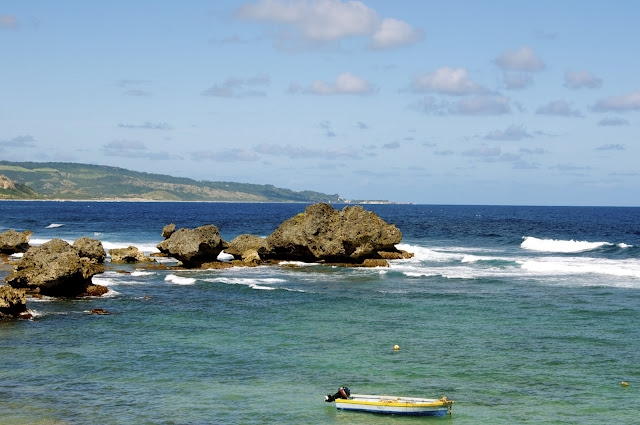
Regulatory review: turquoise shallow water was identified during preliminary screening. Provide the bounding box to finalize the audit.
[1,202,639,424]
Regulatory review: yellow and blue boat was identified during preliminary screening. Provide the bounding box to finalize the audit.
[325,387,454,416]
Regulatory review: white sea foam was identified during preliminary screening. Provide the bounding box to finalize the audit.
[165,274,197,285]
[9,252,23,258]
[131,271,154,277]
[46,223,64,228]
[520,257,640,279]
[395,244,464,262]
[278,261,317,267]
[92,274,124,287]
[521,236,611,253]
[203,277,286,290]
[102,241,160,254]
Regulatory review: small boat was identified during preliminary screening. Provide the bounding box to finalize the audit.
[325,387,454,416]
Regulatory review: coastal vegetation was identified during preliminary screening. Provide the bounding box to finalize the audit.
[0,161,343,202]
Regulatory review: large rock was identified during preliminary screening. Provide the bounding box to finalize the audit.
[156,225,229,268]
[5,238,106,297]
[109,246,155,263]
[226,234,269,259]
[161,223,176,239]
[264,203,403,263]
[0,285,28,318]
[73,237,106,263]
[0,229,33,254]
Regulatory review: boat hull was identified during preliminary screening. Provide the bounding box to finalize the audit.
[335,394,453,416]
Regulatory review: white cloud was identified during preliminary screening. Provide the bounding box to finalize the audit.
[502,72,533,90]
[536,100,582,117]
[236,0,421,49]
[484,125,532,141]
[307,72,374,95]
[411,67,485,95]
[371,18,424,50]
[495,46,545,72]
[592,91,640,112]
[0,15,19,29]
[564,70,602,89]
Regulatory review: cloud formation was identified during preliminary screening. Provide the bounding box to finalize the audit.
[236,0,422,50]
[495,46,545,71]
[564,70,602,89]
[592,91,640,112]
[305,72,374,95]
[536,100,582,117]
[118,122,172,130]
[411,67,485,95]
[484,125,532,141]
[597,117,629,126]
[596,144,625,151]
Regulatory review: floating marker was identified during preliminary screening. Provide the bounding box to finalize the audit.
[621,381,629,387]
[393,344,400,351]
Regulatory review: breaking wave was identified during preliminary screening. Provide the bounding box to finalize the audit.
[521,237,613,253]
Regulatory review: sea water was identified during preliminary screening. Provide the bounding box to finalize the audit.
[0,202,638,424]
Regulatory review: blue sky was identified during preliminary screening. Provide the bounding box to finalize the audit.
[1,1,639,205]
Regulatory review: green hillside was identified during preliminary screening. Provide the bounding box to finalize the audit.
[0,161,344,202]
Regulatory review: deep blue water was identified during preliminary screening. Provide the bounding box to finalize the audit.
[1,202,639,424]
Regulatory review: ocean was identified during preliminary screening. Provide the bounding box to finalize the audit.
[1,201,639,424]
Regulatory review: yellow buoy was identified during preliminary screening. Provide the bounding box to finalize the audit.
[393,344,400,351]
[621,381,629,387]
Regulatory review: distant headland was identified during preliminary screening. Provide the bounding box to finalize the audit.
[0,160,394,203]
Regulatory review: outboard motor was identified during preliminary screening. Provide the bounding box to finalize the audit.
[325,386,350,402]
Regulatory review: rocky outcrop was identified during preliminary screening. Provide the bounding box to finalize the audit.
[0,285,28,319]
[0,229,33,254]
[156,225,229,268]
[73,237,106,263]
[109,246,155,263]
[264,203,403,263]
[161,223,176,239]
[226,234,269,259]
[5,238,106,297]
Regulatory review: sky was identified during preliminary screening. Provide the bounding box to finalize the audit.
[1,1,639,206]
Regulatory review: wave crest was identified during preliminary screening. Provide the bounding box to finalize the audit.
[521,236,611,253]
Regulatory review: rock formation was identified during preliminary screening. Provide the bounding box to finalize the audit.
[5,238,106,297]
[0,285,28,319]
[264,203,403,263]
[226,234,269,259]
[161,223,176,239]
[156,224,229,268]
[0,229,33,254]
[73,237,106,263]
[109,246,155,263]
